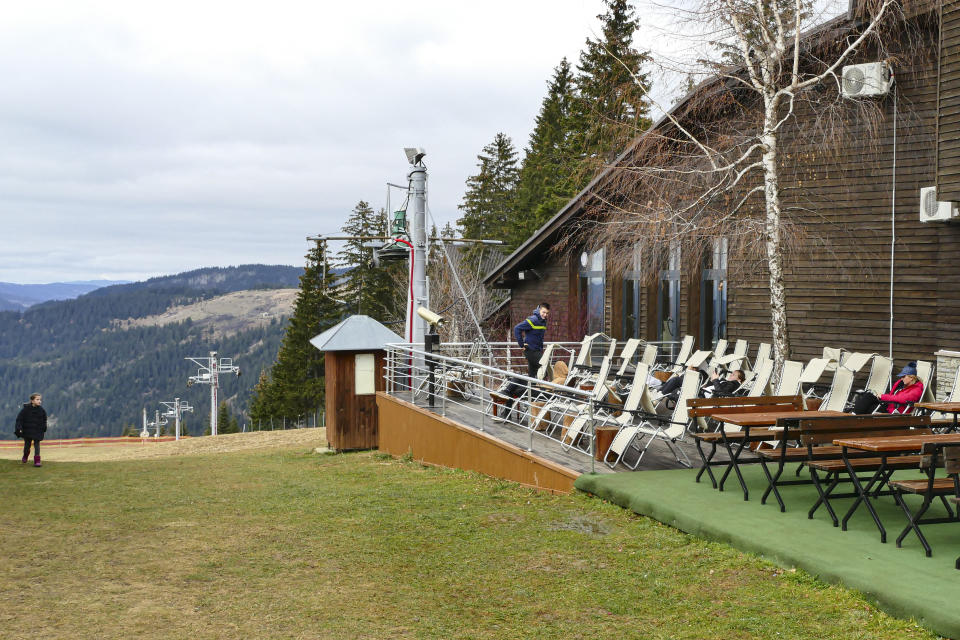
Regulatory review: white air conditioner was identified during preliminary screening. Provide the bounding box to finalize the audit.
[841,62,892,98]
[919,186,960,223]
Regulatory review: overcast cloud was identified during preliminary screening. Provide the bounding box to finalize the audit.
[0,0,704,283]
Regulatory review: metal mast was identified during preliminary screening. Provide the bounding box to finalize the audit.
[186,351,240,436]
[405,149,428,343]
[161,398,194,441]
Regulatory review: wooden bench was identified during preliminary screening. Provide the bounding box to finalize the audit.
[687,395,804,491]
[758,415,932,528]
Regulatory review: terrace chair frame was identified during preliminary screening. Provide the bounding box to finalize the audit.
[608,369,700,470]
[890,442,960,558]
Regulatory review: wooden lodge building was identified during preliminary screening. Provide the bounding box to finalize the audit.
[485,0,960,375]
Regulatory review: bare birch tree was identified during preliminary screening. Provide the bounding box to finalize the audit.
[573,0,906,368]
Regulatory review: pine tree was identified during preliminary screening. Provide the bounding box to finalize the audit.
[338,202,404,322]
[457,133,519,258]
[510,58,581,249]
[574,0,652,169]
[249,243,342,424]
[217,401,239,434]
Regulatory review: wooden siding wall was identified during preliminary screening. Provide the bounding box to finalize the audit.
[731,20,950,365]
[325,350,385,451]
[938,0,960,200]
[376,392,578,493]
[509,254,579,342]
[721,18,957,366]
[503,14,957,368]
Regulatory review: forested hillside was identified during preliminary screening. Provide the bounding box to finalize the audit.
[0,265,304,438]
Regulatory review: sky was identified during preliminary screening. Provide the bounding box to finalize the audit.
[0,0,686,283]
[0,0,844,284]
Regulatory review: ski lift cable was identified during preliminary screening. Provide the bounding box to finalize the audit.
[424,199,493,361]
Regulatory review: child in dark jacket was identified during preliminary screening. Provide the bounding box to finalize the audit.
[15,393,47,467]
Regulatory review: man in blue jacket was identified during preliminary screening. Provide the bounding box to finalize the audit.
[514,303,550,379]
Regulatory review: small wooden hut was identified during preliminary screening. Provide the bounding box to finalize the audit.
[310,315,402,451]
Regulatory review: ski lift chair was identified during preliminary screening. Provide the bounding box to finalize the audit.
[605,368,701,470]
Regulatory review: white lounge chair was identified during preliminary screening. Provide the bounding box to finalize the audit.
[916,359,937,404]
[656,335,694,374]
[607,369,700,469]
[819,367,855,413]
[713,339,749,371]
[747,358,775,397]
[748,342,772,373]
[639,343,658,367]
[775,360,804,396]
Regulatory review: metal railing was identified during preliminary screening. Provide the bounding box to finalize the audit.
[384,342,613,471]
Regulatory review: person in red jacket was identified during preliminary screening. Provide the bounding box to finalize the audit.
[878,362,924,414]
[853,361,924,414]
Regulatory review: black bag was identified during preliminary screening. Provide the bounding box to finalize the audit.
[853,391,880,415]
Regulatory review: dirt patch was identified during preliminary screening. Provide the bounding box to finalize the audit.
[0,429,327,463]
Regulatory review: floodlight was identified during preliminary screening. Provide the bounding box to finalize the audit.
[404,147,426,165]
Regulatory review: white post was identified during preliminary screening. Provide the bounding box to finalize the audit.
[210,350,219,436]
[174,397,181,441]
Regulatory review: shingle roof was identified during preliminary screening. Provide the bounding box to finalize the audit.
[309,315,404,352]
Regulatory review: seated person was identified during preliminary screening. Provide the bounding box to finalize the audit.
[655,367,744,415]
[853,361,924,414]
[703,368,746,398]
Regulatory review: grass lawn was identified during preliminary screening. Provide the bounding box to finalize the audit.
[0,444,941,639]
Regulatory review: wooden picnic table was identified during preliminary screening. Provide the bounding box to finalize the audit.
[914,401,960,431]
[831,433,960,543]
[704,409,849,500]
[709,409,848,427]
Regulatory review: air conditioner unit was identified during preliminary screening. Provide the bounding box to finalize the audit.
[841,61,892,98]
[919,186,960,223]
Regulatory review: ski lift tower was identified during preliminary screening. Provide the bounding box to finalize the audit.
[186,351,240,436]
[161,398,194,441]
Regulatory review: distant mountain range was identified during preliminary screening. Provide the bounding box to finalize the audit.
[0,280,130,311]
[0,264,309,439]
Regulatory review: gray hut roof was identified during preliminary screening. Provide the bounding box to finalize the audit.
[309,315,404,352]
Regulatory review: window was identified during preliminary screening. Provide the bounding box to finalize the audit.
[622,249,643,339]
[578,248,605,335]
[657,243,681,343]
[700,238,728,349]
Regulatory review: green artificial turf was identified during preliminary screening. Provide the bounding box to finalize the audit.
[576,463,960,639]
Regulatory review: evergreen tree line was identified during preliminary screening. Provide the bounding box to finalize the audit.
[457,0,653,253]
[0,265,303,439]
[248,201,406,424]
